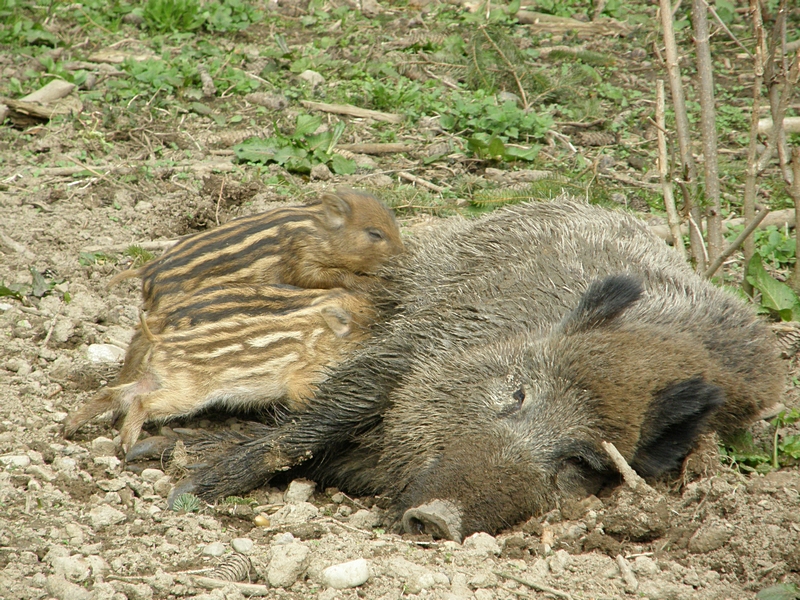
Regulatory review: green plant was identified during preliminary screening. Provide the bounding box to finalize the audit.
[172,493,202,512]
[745,254,800,322]
[771,408,800,468]
[234,114,356,175]
[123,245,154,269]
[720,430,772,473]
[143,0,205,33]
[205,0,263,32]
[757,583,800,600]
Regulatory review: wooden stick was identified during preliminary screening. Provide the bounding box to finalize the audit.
[398,172,446,193]
[656,80,686,259]
[494,572,573,600]
[190,576,269,595]
[704,205,770,278]
[616,555,639,593]
[300,101,404,124]
[19,80,75,103]
[601,441,654,493]
[336,143,415,154]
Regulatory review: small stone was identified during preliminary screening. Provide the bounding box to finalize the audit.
[331,492,345,504]
[93,456,122,470]
[633,556,659,576]
[202,542,226,557]
[310,163,332,180]
[231,538,254,554]
[463,532,501,556]
[267,543,310,588]
[320,558,370,589]
[336,505,352,518]
[0,454,31,468]
[46,574,90,600]
[52,319,74,344]
[135,201,154,213]
[53,456,78,473]
[547,549,572,575]
[284,479,316,504]
[474,589,495,600]
[153,475,172,497]
[91,437,117,457]
[52,555,91,582]
[269,502,319,526]
[688,521,733,553]
[89,505,126,528]
[141,468,164,483]
[86,344,125,363]
[298,69,325,87]
[349,509,380,530]
[27,464,56,482]
[271,532,296,545]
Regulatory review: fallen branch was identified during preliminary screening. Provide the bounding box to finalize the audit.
[601,441,655,493]
[650,207,795,243]
[300,101,404,124]
[190,576,269,595]
[495,572,573,600]
[704,205,770,279]
[336,143,415,154]
[398,172,446,193]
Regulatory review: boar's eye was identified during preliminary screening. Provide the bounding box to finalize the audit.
[512,386,526,406]
[367,228,385,241]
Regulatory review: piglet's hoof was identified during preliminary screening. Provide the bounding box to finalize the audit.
[125,436,175,462]
[402,499,463,543]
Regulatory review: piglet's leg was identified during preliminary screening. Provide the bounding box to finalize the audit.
[62,389,115,439]
[120,396,149,455]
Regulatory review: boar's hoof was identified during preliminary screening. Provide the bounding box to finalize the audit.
[125,435,176,462]
[402,499,463,543]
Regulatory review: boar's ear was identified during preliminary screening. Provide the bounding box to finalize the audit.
[320,306,353,338]
[321,191,352,229]
[561,275,643,334]
[631,377,725,478]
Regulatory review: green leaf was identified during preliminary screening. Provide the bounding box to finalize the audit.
[756,584,800,600]
[504,145,540,161]
[0,284,24,301]
[487,137,506,159]
[779,435,800,460]
[746,255,800,321]
[30,268,50,298]
[331,154,356,175]
[234,138,283,164]
[294,114,322,138]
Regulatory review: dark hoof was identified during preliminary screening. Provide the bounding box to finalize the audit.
[402,499,463,543]
[168,479,200,509]
[125,436,175,462]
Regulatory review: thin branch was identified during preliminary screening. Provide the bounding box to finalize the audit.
[656,80,686,259]
[494,572,574,600]
[478,25,529,110]
[704,205,770,279]
[601,441,655,493]
[398,172,446,193]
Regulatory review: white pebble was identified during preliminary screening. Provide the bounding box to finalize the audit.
[269,502,319,526]
[284,479,316,504]
[321,558,370,589]
[268,543,310,588]
[463,532,501,556]
[89,505,126,528]
[86,343,125,363]
[51,555,90,583]
[202,542,226,557]
[231,538,254,554]
[90,437,117,457]
[46,574,90,600]
[140,468,164,483]
[0,454,31,468]
[153,476,172,498]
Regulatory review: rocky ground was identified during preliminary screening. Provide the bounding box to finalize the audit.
[1,0,800,598]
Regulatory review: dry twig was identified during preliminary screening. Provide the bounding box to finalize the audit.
[601,441,655,493]
[398,172,446,193]
[300,101,404,124]
[704,205,770,279]
[495,572,573,600]
[656,80,685,259]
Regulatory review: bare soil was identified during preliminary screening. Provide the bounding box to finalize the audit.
[1,1,799,599]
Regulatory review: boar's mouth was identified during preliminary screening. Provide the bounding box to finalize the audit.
[402,499,463,543]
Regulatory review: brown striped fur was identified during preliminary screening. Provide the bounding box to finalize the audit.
[63,285,377,451]
[111,188,403,311]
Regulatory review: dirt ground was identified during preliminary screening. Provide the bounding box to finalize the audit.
[1,1,800,599]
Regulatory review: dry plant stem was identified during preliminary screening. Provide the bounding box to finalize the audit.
[698,0,751,57]
[656,80,686,259]
[616,555,639,593]
[494,572,574,600]
[659,0,704,270]
[190,576,269,595]
[743,0,767,296]
[300,101,404,124]
[791,149,800,284]
[478,25,529,110]
[398,171,446,193]
[336,143,414,154]
[692,0,722,264]
[704,205,770,279]
[601,441,655,493]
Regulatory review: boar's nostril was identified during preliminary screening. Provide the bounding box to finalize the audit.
[402,499,463,543]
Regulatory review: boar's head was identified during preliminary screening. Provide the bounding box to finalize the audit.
[392,275,727,542]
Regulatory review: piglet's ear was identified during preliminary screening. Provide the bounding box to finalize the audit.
[631,377,725,478]
[321,191,352,229]
[561,275,643,334]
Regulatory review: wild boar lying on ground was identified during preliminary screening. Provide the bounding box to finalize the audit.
[131,199,785,542]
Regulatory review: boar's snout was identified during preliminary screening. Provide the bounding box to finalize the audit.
[402,499,463,542]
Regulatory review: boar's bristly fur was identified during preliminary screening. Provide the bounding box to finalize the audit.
[147,199,785,541]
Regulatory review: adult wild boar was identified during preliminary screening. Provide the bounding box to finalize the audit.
[135,199,784,542]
